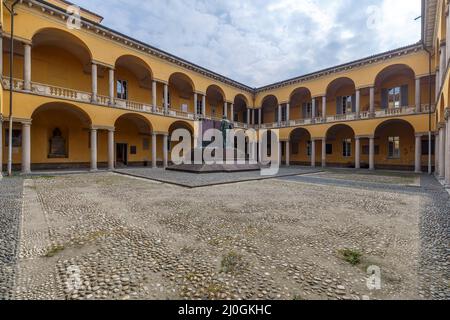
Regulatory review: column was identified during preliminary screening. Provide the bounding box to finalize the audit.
[445,117,450,185]
[285,141,290,166]
[23,43,32,91]
[415,134,422,173]
[163,134,169,168]
[0,33,3,77]
[321,137,326,168]
[415,77,421,113]
[0,118,2,172]
[109,68,115,105]
[322,96,327,120]
[90,128,98,171]
[286,103,290,123]
[447,12,450,64]
[439,126,446,178]
[311,140,316,168]
[230,104,234,122]
[435,71,440,100]
[435,133,440,175]
[21,122,31,174]
[355,137,361,169]
[152,133,157,168]
[369,87,375,116]
[202,95,206,116]
[278,105,282,126]
[194,93,198,116]
[224,101,228,118]
[252,109,255,125]
[91,63,98,103]
[258,109,262,126]
[152,81,157,112]
[311,98,316,121]
[108,129,115,170]
[247,109,251,126]
[369,137,375,170]
[164,84,169,113]
[355,89,361,118]
[440,44,446,87]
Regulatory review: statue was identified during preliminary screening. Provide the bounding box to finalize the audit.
[220,116,234,148]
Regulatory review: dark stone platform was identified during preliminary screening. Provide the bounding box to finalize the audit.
[167,163,261,174]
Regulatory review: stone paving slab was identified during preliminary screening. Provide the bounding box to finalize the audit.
[114,166,322,188]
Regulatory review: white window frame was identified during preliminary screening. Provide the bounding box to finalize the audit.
[388,136,401,159]
[342,138,352,157]
[117,80,128,100]
[388,87,401,109]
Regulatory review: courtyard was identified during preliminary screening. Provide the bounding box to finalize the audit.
[0,168,448,300]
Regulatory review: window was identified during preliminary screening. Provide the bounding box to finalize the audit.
[342,139,352,157]
[167,92,171,108]
[197,99,202,115]
[304,103,312,118]
[281,106,287,122]
[326,144,333,155]
[117,80,128,100]
[130,146,137,155]
[388,136,400,158]
[5,129,22,147]
[342,96,352,114]
[307,141,311,156]
[388,87,401,109]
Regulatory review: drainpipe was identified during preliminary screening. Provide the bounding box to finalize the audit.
[3,0,20,176]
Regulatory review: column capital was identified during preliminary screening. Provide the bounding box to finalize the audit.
[153,131,169,136]
[415,132,427,138]
[356,135,375,139]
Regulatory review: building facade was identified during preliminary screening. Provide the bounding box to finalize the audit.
[0,0,447,181]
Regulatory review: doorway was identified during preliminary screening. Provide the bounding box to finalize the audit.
[116,143,128,166]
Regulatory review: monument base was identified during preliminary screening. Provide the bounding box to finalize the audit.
[167,163,261,174]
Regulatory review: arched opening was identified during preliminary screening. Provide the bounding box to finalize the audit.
[114,114,153,167]
[29,28,93,92]
[206,85,226,120]
[31,102,92,170]
[289,128,312,165]
[289,87,312,120]
[114,55,153,103]
[326,78,356,116]
[233,94,248,123]
[325,124,356,168]
[374,119,419,170]
[168,73,195,114]
[168,121,194,163]
[374,64,416,111]
[261,95,279,125]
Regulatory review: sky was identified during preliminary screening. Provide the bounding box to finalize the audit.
[73,0,422,88]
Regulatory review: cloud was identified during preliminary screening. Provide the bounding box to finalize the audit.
[73,0,421,87]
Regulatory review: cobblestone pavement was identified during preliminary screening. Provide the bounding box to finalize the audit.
[0,177,23,300]
[114,167,320,188]
[11,171,449,300]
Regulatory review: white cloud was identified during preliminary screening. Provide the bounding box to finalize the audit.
[73,0,421,87]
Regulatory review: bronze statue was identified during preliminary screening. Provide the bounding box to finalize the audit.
[220,116,234,148]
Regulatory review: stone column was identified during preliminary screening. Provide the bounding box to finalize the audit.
[23,43,32,91]
[446,117,450,186]
[90,128,98,171]
[321,137,326,168]
[252,109,255,125]
[230,104,234,122]
[439,125,446,178]
[278,105,282,126]
[435,71,440,100]
[415,134,422,173]
[91,63,98,103]
[202,95,206,116]
[285,141,290,166]
[194,93,198,117]
[163,134,169,168]
[152,133,157,168]
[108,68,115,105]
[369,87,375,116]
[355,137,361,169]
[21,122,31,174]
[415,77,421,113]
[311,98,316,121]
[152,81,157,112]
[0,117,2,172]
[311,140,316,168]
[435,132,440,175]
[224,101,228,118]
[355,89,361,118]
[108,129,115,170]
[440,44,446,87]
[0,33,3,77]
[164,84,169,113]
[286,103,290,123]
[322,96,327,120]
[247,109,251,126]
[369,137,375,170]
[258,109,262,126]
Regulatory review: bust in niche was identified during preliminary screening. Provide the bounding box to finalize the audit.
[48,128,67,158]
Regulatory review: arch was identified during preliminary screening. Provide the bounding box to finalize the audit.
[261,94,279,107]
[206,85,226,102]
[374,64,416,87]
[289,87,312,103]
[289,127,312,141]
[234,94,249,107]
[169,72,195,93]
[326,77,356,97]
[32,28,93,67]
[168,120,194,135]
[31,102,92,126]
[374,119,415,137]
[325,123,356,139]
[115,55,153,89]
[114,113,153,133]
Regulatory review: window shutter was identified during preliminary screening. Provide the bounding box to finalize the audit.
[401,85,409,107]
[351,94,356,113]
[336,97,342,114]
[381,89,388,109]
